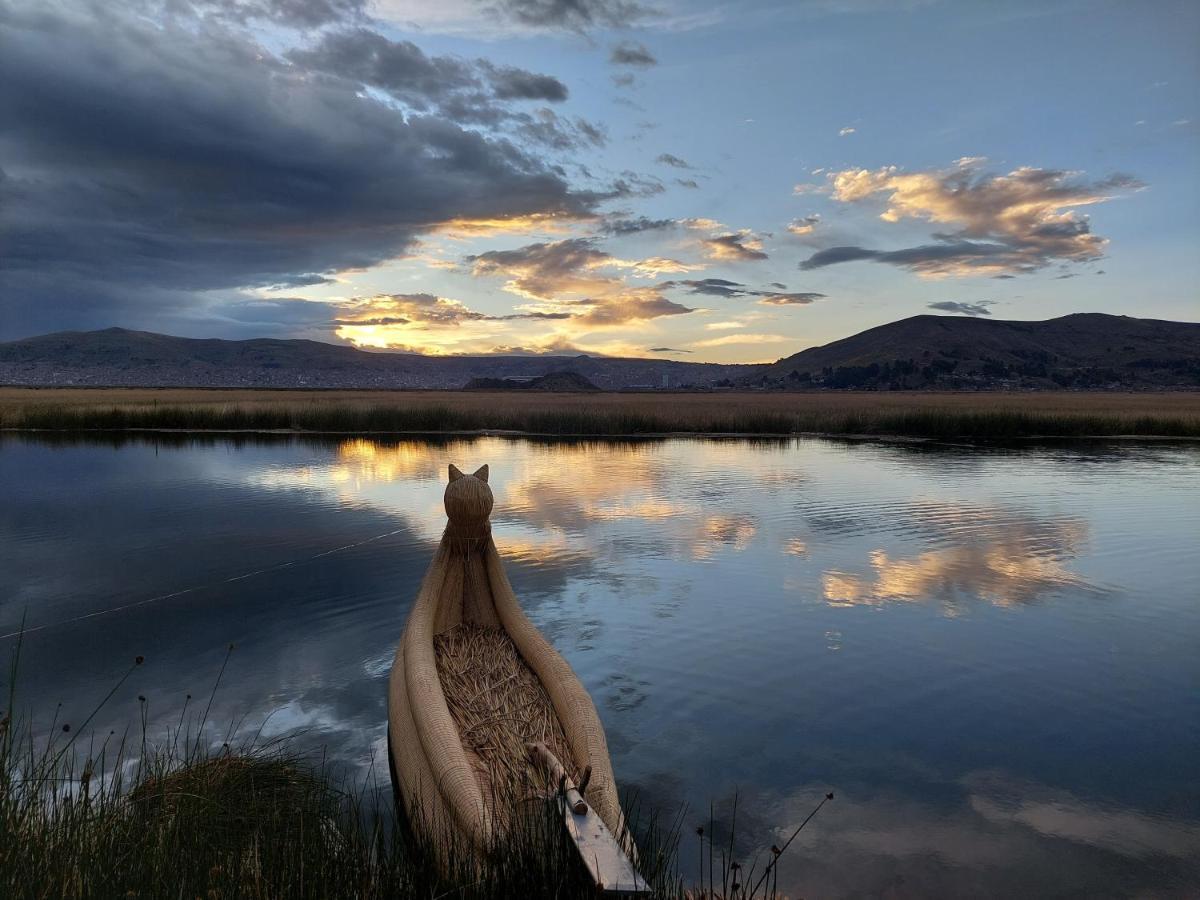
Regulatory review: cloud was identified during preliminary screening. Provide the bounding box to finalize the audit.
[466,239,696,326]
[665,279,825,306]
[289,29,569,110]
[334,292,571,328]
[671,278,748,297]
[792,181,826,195]
[648,347,692,353]
[288,29,477,106]
[803,160,1144,277]
[691,333,791,348]
[513,108,608,150]
[201,0,370,28]
[675,178,699,189]
[601,216,678,235]
[757,292,823,306]
[483,0,655,31]
[468,239,614,299]
[609,171,666,197]
[927,300,997,317]
[787,214,821,236]
[611,40,657,67]
[482,63,570,101]
[681,217,725,230]
[486,337,594,355]
[573,290,694,325]
[287,30,607,152]
[801,241,1013,272]
[331,291,582,351]
[702,232,769,261]
[838,126,856,136]
[0,3,595,338]
[655,152,692,169]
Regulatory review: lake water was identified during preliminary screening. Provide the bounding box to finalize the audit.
[2,434,1198,897]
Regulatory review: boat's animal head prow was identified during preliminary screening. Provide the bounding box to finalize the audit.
[445,464,493,526]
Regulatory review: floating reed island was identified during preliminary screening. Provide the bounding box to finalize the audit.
[388,463,646,894]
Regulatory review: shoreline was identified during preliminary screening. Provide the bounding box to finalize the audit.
[3,426,1198,442]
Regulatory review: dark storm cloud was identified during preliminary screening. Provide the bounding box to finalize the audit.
[200,0,369,27]
[927,301,996,317]
[288,29,569,113]
[287,28,476,107]
[655,153,692,169]
[0,5,596,338]
[482,63,570,101]
[513,109,608,150]
[482,0,654,31]
[665,279,825,306]
[611,41,657,67]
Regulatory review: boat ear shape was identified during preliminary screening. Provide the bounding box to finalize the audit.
[448,464,465,483]
[472,464,489,483]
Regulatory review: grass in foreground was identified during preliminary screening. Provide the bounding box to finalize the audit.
[2,387,1199,438]
[1,644,822,899]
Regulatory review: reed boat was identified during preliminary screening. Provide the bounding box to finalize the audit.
[388,463,645,893]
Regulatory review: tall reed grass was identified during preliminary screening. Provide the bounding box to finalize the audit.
[4,391,1198,438]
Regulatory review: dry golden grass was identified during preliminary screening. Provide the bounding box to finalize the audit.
[1,387,1198,437]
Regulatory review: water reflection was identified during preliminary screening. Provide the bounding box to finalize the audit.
[758,775,1200,898]
[2,433,1198,898]
[821,503,1094,611]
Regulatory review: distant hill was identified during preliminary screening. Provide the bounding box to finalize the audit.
[0,328,756,390]
[756,314,1200,390]
[4,315,1197,392]
[464,371,600,391]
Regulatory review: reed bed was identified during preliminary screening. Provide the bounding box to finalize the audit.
[435,623,579,805]
[2,387,1198,438]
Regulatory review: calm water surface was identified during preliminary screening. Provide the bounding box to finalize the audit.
[2,434,1198,897]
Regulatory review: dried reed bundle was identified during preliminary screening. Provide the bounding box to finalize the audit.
[434,623,578,809]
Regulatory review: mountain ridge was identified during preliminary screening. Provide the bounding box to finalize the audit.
[0,327,756,390]
[3,313,1198,390]
[757,312,1200,389]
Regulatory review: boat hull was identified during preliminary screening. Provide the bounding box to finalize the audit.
[387,534,626,847]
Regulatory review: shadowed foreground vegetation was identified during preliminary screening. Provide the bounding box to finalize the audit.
[2,647,820,899]
[2,387,1200,438]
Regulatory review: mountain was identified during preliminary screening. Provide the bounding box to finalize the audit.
[756,313,1200,389]
[0,328,758,390]
[4,315,1197,392]
[464,371,601,391]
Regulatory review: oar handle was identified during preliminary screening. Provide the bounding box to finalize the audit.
[525,741,588,814]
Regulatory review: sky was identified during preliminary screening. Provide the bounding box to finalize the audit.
[0,0,1196,362]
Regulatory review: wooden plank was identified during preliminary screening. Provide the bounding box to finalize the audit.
[560,798,650,896]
